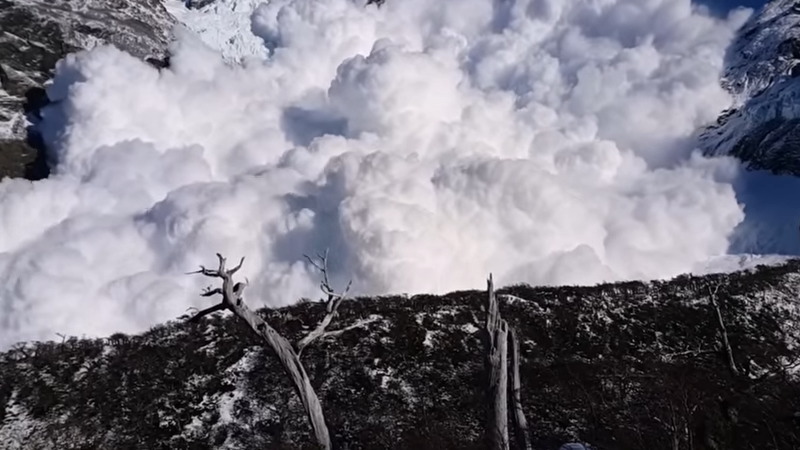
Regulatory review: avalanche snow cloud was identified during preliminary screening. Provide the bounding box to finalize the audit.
[0,0,760,347]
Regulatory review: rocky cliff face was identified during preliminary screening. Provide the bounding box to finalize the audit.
[0,0,174,179]
[1,262,799,449]
[700,0,800,175]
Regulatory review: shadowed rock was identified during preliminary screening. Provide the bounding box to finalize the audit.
[700,0,800,176]
[0,0,174,180]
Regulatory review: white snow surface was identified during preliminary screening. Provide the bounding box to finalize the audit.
[692,253,793,275]
[165,0,268,62]
[0,0,797,349]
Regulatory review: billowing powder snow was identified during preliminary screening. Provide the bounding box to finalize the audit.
[0,0,793,348]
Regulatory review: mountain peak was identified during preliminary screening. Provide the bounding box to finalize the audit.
[724,0,800,100]
[700,0,800,175]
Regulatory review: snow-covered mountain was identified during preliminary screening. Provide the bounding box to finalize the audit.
[164,0,268,62]
[699,0,800,175]
[3,0,800,179]
[0,0,174,178]
[0,1,799,448]
[0,0,797,341]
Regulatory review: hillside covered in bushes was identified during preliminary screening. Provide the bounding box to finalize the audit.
[1,261,800,449]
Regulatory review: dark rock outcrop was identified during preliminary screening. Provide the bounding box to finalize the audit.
[700,0,800,176]
[1,262,799,449]
[184,0,217,10]
[0,0,174,180]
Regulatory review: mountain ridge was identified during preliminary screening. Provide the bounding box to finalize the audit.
[699,0,800,175]
[2,0,800,179]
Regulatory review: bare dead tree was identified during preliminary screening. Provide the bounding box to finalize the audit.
[510,328,532,450]
[706,283,740,377]
[186,252,365,450]
[484,275,510,450]
[483,276,534,450]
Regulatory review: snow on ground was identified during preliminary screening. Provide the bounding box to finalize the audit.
[692,253,792,275]
[0,391,42,449]
[164,0,269,62]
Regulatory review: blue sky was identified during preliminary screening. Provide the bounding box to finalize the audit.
[699,0,770,14]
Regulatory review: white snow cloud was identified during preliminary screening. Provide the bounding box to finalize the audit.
[0,0,763,347]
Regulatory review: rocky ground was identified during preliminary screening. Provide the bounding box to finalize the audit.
[1,261,799,449]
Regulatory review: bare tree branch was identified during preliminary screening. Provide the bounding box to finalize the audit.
[297,311,340,355]
[201,287,223,297]
[227,256,245,276]
[308,315,379,344]
[660,348,716,362]
[510,328,532,450]
[304,250,352,302]
[10,343,30,360]
[188,254,233,275]
[707,283,740,377]
[187,302,226,323]
[297,251,354,355]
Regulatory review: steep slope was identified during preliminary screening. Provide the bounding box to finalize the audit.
[0,0,174,179]
[164,0,267,62]
[700,0,800,175]
[2,262,799,449]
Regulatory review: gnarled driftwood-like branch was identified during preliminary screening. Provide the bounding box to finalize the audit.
[510,328,532,450]
[485,275,510,450]
[483,275,533,450]
[297,251,352,355]
[186,252,362,450]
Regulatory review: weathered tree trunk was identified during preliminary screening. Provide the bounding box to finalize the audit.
[510,328,532,450]
[187,254,333,450]
[707,284,739,377]
[228,295,332,448]
[485,275,510,450]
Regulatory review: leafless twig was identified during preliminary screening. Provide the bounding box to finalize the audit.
[297,250,354,355]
